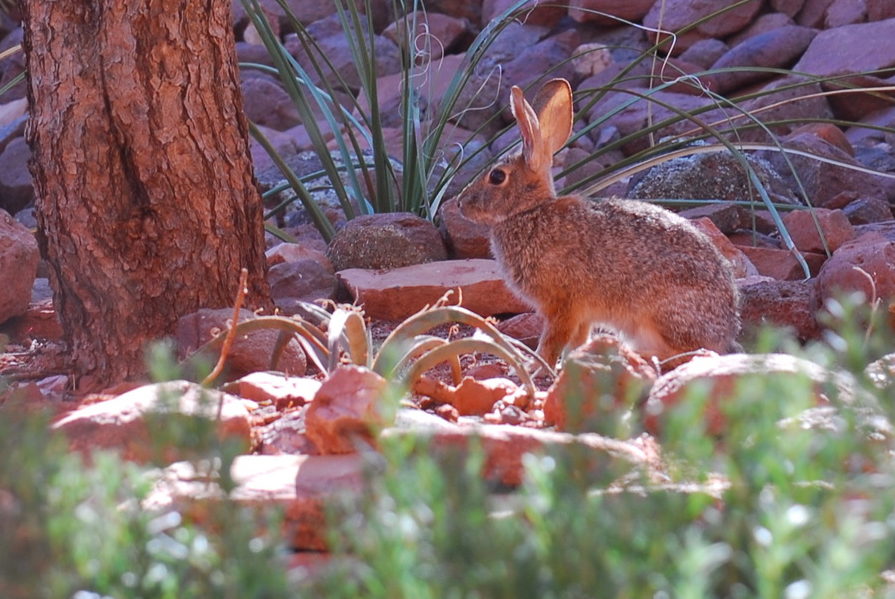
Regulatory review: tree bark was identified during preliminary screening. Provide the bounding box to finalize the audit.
[22,0,272,391]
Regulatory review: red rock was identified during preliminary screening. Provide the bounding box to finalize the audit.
[867,0,895,20]
[438,195,492,259]
[772,0,807,18]
[0,208,38,324]
[485,0,567,27]
[417,0,482,23]
[728,12,797,45]
[434,403,460,422]
[497,312,543,349]
[236,41,275,68]
[567,0,655,25]
[789,123,855,156]
[825,0,867,27]
[557,145,619,193]
[233,371,321,407]
[690,217,759,278]
[145,454,363,550]
[727,229,781,248]
[418,53,490,129]
[337,259,531,321]
[275,123,327,153]
[382,10,468,61]
[736,76,834,143]
[0,138,34,215]
[854,221,895,242]
[433,127,494,200]
[796,0,837,27]
[289,28,402,94]
[305,366,387,455]
[266,242,333,271]
[679,202,753,234]
[678,38,730,69]
[782,208,855,254]
[382,422,653,487]
[1,374,68,405]
[843,197,894,225]
[739,276,822,341]
[570,43,615,78]
[257,411,320,455]
[176,308,307,379]
[822,73,895,122]
[463,362,507,381]
[231,0,343,29]
[241,77,301,131]
[352,54,488,137]
[268,259,338,311]
[710,25,817,94]
[643,0,763,55]
[642,353,854,436]
[736,246,826,280]
[0,295,61,342]
[445,377,524,416]
[327,212,448,271]
[543,334,656,433]
[579,57,717,98]
[250,123,305,180]
[235,454,362,550]
[795,18,895,76]
[0,98,27,139]
[583,88,716,155]
[759,132,886,209]
[817,232,895,302]
[279,223,328,254]
[496,37,579,106]
[52,381,252,463]
[628,151,799,206]
[484,403,530,426]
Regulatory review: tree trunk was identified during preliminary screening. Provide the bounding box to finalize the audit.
[22,0,272,391]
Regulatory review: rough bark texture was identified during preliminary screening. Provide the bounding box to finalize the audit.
[22,0,272,391]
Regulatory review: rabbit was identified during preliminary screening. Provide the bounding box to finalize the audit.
[458,78,740,370]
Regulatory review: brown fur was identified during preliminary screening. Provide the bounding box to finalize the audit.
[458,79,740,368]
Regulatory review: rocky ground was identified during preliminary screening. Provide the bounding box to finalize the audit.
[3,0,895,564]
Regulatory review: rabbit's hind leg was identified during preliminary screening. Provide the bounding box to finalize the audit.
[569,321,592,354]
[534,305,585,370]
[638,312,730,371]
[626,323,681,364]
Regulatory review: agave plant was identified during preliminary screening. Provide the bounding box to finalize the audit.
[196,294,543,396]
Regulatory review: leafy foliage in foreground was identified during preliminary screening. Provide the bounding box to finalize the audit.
[306,301,895,598]
[3,301,895,597]
[0,406,290,599]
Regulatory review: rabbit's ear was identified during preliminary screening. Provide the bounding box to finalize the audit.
[510,85,550,173]
[531,79,573,158]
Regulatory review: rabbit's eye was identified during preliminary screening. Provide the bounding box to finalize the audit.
[489,169,507,185]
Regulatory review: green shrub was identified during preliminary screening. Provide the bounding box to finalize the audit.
[306,299,895,598]
[0,398,291,599]
[3,297,895,598]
